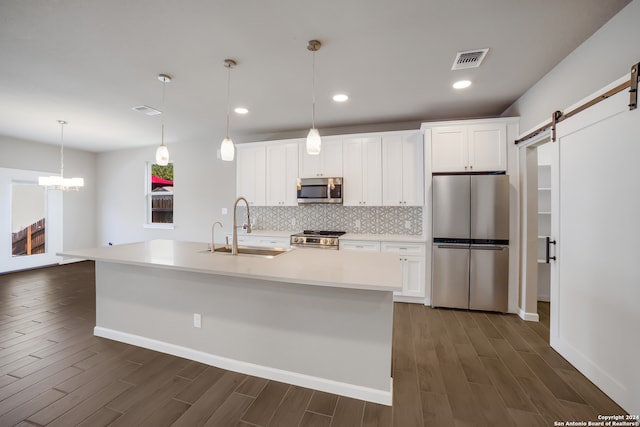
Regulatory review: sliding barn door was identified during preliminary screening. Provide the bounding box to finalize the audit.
[550,81,640,413]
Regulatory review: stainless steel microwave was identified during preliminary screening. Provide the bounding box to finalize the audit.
[297,177,343,204]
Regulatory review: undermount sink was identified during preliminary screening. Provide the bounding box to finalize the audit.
[198,245,292,258]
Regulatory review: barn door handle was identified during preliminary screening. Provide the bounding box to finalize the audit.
[546,237,557,263]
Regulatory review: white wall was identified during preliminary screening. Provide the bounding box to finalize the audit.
[0,134,97,251]
[503,0,640,132]
[96,141,236,246]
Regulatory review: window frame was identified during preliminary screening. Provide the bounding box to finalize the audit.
[144,161,174,229]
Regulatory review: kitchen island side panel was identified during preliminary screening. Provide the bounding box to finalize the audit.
[95,261,393,398]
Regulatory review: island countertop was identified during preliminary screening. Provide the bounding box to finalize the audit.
[59,239,401,292]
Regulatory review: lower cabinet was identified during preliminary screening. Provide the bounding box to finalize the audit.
[381,242,426,300]
[340,240,426,301]
[224,234,291,248]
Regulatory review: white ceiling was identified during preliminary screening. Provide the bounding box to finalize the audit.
[0,0,631,152]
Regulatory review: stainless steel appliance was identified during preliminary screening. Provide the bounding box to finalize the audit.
[290,230,346,250]
[432,173,509,312]
[297,177,343,204]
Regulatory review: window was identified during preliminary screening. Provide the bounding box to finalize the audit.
[146,162,174,226]
[11,183,46,256]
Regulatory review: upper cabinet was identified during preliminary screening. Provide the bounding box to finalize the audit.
[266,142,300,206]
[342,137,382,206]
[382,132,424,206]
[299,139,343,178]
[236,145,266,206]
[431,122,507,172]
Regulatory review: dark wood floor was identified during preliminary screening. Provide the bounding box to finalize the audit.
[0,262,625,426]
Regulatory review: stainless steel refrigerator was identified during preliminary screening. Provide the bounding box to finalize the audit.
[432,174,509,312]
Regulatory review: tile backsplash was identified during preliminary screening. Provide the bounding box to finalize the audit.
[248,205,423,235]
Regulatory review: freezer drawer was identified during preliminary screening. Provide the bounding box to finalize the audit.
[469,245,509,312]
[432,244,470,309]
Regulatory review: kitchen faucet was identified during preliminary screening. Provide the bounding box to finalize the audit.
[211,221,223,253]
[232,196,252,255]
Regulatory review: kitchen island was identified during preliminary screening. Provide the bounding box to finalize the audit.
[59,240,401,405]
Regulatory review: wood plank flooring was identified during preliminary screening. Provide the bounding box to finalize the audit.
[0,262,626,426]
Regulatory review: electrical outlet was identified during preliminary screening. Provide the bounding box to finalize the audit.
[221,208,228,215]
[193,313,201,328]
[355,219,361,230]
[216,149,221,159]
[404,220,411,229]
[291,218,296,228]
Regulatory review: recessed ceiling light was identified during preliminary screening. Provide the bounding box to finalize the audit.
[453,80,472,89]
[332,94,349,102]
[234,107,249,114]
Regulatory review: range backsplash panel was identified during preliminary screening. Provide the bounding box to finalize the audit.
[249,205,423,235]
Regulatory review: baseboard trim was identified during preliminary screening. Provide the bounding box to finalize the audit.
[94,326,392,406]
[537,295,550,302]
[518,308,540,322]
[393,295,426,304]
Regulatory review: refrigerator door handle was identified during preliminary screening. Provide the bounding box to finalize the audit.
[436,244,469,249]
[469,245,507,251]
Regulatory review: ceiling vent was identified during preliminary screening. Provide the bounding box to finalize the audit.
[132,105,161,116]
[451,48,489,70]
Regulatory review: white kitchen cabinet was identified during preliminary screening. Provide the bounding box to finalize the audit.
[236,145,266,205]
[431,122,507,172]
[381,132,424,206]
[339,240,381,252]
[266,142,300,206]
[342,137,382,206]
[299,139,343,178]
[381,242,426,299]
[225,233,291,248]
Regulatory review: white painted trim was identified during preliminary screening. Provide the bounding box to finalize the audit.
[59,257,86,265]
[393,295,426,304]
[518,308,539,322]
[94,326,393,406]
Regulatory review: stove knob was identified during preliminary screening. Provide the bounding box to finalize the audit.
[321,238,327,245]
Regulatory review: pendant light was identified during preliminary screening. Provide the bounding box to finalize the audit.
[155,74,172,166]
[220,59,237,162]
[306,39,322,155]
[39,120,85,190]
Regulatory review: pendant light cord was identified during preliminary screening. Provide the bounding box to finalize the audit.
[59,121,65,179]
[226,63,231,138]
[161,78,166,146]
[311,49,316,129]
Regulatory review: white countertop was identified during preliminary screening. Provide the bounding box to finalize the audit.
[247,230,427,243]
[59,240,401,292]
[340,233,428,243]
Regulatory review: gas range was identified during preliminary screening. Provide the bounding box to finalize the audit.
[290,230,346,250]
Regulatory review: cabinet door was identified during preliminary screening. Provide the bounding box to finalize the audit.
[382,135,404,205]
[267,143,299,206]
[299,139,342,178]
[401,256,426,298]
[431,126,469,172]
[299,141,322,178]
[266,144,287,206]
[236,146,266,205]
[382,133,424,206]
[342,138,364,206]
[362,137,382,205]
[401,133,424,206]
[320,139,343,177]
[468,123,507,171]
[343,137,381,206]
[283,143,300,205]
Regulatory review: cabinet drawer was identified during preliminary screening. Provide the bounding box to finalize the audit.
[339,240,381,252]
[380,242,425,256]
